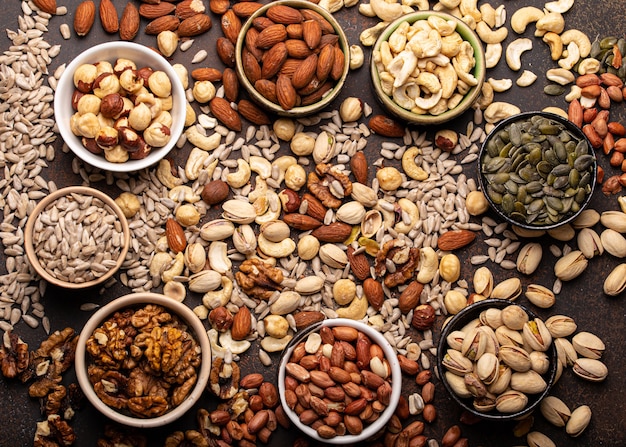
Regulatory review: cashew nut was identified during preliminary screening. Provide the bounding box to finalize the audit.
[485,43,502,68]
[402,147,428,181]
[207,329,227,357]
[402,0,428,9]
[387,50,418,88]
[439,0,461,9]
[257,233,296,258]
[510,6,544,34]
[416,246,438,284]
[484,102,521,124]
[434,63,458,98]
[185,147,209,181]
[479,3,496,28]
[393,82,420,110]
[388,21,409,54]
[162,252,185,283]
[186,126,221,151]
[349,44,365,70]
[506,38,533,71]
[271,156,297,185]
[379,71,395,96]
[545,0,575,14]
[535,12,565,36]
[360,22,389,47]
[202,276,233,309]
[414,89,443,110]
[249,156,272,179]
[260,334,293,353]
[558,41,581,70]
[577,58,601,75]
[475,22,508,45]
[226,159,251,189]
[156,159,183,189]
[560,29,591,58]
[546,68,575,85]
[494,5,506,28]
[516,70,537,87]
[219,330,251,355]
[248,177,268,204]
[542,106,568,119]
[336,294,368,320]
[370,0,404,22]
[149,251,173,278]
[565,85,582,102]
[395,198,419,234]
[487,78,513,92]
[475,81,494,110]
[542,32,564,60]
[208,241,232,274]
[358,3,376,17]
[459,0,481,22]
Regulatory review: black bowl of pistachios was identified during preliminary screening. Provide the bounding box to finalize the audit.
[478,111,596,230]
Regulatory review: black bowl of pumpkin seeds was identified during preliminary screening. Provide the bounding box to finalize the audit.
[478,111,597,230]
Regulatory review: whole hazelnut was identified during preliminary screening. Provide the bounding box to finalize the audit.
[278,189,300,213]
[411,304,436,330]
[209,306,233,332]
[100,93,125,119]
[434,129,458,152]
[201,180,230,205]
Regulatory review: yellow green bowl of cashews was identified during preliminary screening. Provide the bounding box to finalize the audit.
[370,11,486,125]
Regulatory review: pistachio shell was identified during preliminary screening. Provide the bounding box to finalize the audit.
[500,304,529,331]
[260,221,291,242]
[545,315,577,338]
[527,431,556,447]
[554,250,587,281]
[294,276,325,295]
[188,270,223,293]
[565,405,592,437]
[442,349,474,375]
[336,201,366,225]
[360,209,382,238]
[571,208,600,229]
[603,263,626,296]
[222,199,257,224]
[572,357,608,382]
[529,351,550,374]
[510,370,547,394]
[576,228,603,259]
[487,365,511,395]
[571,331,605,359]
[516,242,542,275]
[525,284,556,309]
[554,337,578,367]
[479,308,503,329]
[495,325,524,347]
[318,244,348,269]
[600,228,626,258]
[522,318,552,352]
[499,345,532,372]
[445,371,472,398]
[351,183,378,207]
[199,219,236,241]
[476,352,499,385]
[460,327,488,361]
[495,389,528,413]
[446,330,466,351]
[600,210,626,233]
[491,277,522,300]
[473,266,494,297]
[540,395,571,427]
[232,224,257,255]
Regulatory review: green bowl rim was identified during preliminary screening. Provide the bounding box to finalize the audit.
[370,11,486,125]
[235,0,350,117]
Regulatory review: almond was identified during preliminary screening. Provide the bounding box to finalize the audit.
[231,305,252,341]
[166,218,187,253]
[256,24,288,49]
[398,281,423,313]
[209,97,242,132]
[291,53,318,90]
[300,9,335,34]
[178,13,212,37]
[261,42,289,80]
[276,73,297,110]
[223,68,239,103]
[33,0,57,15]
[350,151,368,184]
[139,2,176,19]
[301,81,332,106]
[302,20,321,50]
[245,27,264,61]
[216,37,236,68]
[346,246,370,281]
[285,39,312,58]
[437,229,476,251]
[119,2,140,41]
[254,79,278,104]
[99,0,119,33]
[209,0,230,15]
[286,24,303,39]
[311,222,352,243]
[243,49,262,84]
[330,45,345,81]
[279,58,301,78]
[74,1,96,37]
[232,2,263,18]
[316,44,335,81]
[145,15,180,35]
[266,5,303,25]
[302,193,327,220]
[363,278,384,310]
[237,99,271,125]
[191,67,223,82]
[293,311,325,330]
[221,9,242,44]
[368,114,406,137]
[283,213,322,230]
[175,0,206,20]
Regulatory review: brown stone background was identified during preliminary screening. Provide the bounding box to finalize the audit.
[1,0,625,446]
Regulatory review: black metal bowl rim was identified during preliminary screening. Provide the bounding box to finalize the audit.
[436,298,559,421]
[476,110,597,231]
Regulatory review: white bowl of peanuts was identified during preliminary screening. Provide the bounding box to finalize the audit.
[370,11,486,125]
[277,318,402,443]
[54,41,186,172]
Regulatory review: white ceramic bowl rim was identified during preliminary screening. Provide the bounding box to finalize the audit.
[54,41,186,172]
[75,293,212,428]
[23,186,130,289]
[277,318,402,444]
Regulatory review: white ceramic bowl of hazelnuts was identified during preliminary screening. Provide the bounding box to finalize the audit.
[54,41,186,172]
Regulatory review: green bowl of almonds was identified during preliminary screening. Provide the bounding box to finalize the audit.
[478,111,597,230]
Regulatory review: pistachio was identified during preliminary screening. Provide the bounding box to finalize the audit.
[545,315,577,338]
[576,227,604,259]
[526,431,556,447]
[529,351,550,374]
[487,365,512,395]
[336,201,366,225]
[473,267,494,297]
[495,325,524,348]
[600,228,626,258]
[446,331,466,351]
[603,263,626,296]
[571,208,600,229]
[232,224,257,255]
[491,277,522,300]
[571,331,605,359]
[516,242,542,275]
[294,276,325,295]
[269,291,302,315]
[522,318,552,352]
[184,242,207,273]
[445,371,472,398]
[476,352,499,385]
[554,250,588,281]
[200,219,236,241]
[260,221,291,243]
[222,199,257,224]
[318,244,348,269]
[565,405,592,437]
[510,370,547,394]
[313,131,336,164]
[525,284,556,309]
[554,337,578,367]
[360,209,382,238]
[600,210,626,233]
[442,349,474,376]
[572,357,608,382]
[351,183,378,208]
[479,308,503,329]
[500,305,529,331]
[495,389,528,413]
[499,345,532,372]
[460,327,488,361]
[188,270,223,293]
[540,395,571,427]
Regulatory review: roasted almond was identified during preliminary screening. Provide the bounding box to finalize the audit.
[191,67,222,82]
[437,229,476,251]
[231,305,252,341]
[302,19,321,50]
[276,73,297,110]
[311,222,352,243]
[175,0,206,20]
[301,81,332,106]
[291,53,318,90]
[261,42,289,80]
[99,0,119,33]
[33,0,57,15]
[166,218,187,253]
[283,213,322,230]
[316,43,335,81]
[254,79,278,103]
[302,193,327,220]
[119,2,140,41]
[243,49,262,84]
[232,2,263,18]
[245,27,264,62]
[74,0,96,37]
[285,39,312,58]
[209,97,242,132]
[237,99,271,125]
[221,9,242,44]
[286,24,303,39]
[256,24,288,49]
[139,2,176,19]
[347,246,370,281]
[398,281,423,313]
[209,0,230,15]
[363,278,384,310]
[223,68,239,103]
[266,5,303,25]
[350,151,368,184]
[216,37,236,67]
[178,13,212,37]
[330,45,345,80]
[300,9,335,34]
[368,114,406,137]
[145,15,180,35]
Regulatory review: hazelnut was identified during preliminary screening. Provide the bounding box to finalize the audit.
[136,66,154,84]
[339,97,363,122]
[115,192,141,218]
[376,166,403,191]
[284,164,306,191]
[113,58,137,76]
[175,204,201,226]
[411,304,436,330]
[128,138,151,160]
[209,306,233,332]
[143,122,171,147]
[278,188,300,212]
[118,127,140,151]
[273,118,296,141]
[119,69,144,93]
[77,94,102,115]
[93,72,121,98]
[192,80,216,103]
[157,30,179,58]
[100,93,125,119]
[82,137,102,154]
[289,132,315,156]
[95,126,119,150]
[104,144,130,163]
[201,180,229,205]
[434,129,458,152]
[73,63,98,93]
[71,90,85,111]
[128,102,152,131]
[148,70,173,98]
[297,234,320,260]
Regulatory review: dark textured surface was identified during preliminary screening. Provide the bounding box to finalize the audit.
[1,0,625,446]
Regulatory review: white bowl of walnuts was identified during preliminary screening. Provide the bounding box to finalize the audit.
[54,41,186,172]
